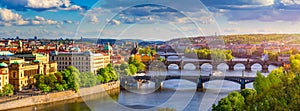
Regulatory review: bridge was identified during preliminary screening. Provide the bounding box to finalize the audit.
[147,53,283,73]
[120,75,256,91]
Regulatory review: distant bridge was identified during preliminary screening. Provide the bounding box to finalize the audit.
[121,75,256,91]
[146,53,283,72]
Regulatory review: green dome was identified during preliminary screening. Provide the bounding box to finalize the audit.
[33,60,40,63]
[0,62,8,68]
[104,43,113,50]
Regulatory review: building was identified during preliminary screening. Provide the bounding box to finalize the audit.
[0,53,57,91]
[0,62,9,91]
[278,54,290,62]
[50,51,110,74]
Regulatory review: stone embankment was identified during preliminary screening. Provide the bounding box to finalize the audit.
[0,81,120,110]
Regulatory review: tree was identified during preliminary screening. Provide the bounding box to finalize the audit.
[55,84,64,91]
[2,84,14,96]
[120,63,129,70]
[38,84,51,92]
[129,64,137,75]
[80,72,97,87]
[61,66,81,92]
[45,74,58,89]
[212,91,244,111]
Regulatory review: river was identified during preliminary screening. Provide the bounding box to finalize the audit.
[8,64,278,111]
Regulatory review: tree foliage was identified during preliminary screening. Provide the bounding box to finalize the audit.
[1,84,14,96]
[213,56,300,110]
[212,91,244,111]
[184,48,233,61]
[96,64,119,83]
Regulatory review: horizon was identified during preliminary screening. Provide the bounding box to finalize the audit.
[2,33,300,42]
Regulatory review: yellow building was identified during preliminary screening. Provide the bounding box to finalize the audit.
[0,62,9,91]
[0,53,57,91]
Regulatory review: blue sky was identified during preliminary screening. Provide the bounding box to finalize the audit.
[0,0,300,40]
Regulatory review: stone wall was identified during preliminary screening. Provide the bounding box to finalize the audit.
[0,81,120,110]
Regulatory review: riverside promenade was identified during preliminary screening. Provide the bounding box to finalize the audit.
[0,81,120,110]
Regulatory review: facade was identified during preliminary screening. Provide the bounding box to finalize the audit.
[0,53,57,91]
[0,63,9,91]
[50,51,110,74]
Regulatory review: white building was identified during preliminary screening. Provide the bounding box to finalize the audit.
[50,51,110,74]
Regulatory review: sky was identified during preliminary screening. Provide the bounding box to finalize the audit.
[0,0,300,40]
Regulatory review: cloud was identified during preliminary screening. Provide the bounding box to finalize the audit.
[0,8,22,21]
[0,0,83,11]
[106,19,121,25]
[87,15,98,23]
[63,20,73,24]
[200,0,300,22]
[0,8,62,26]
[98,4,214,25]
[224,9,300,22]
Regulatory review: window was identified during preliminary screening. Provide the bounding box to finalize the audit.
[13,72,16,78]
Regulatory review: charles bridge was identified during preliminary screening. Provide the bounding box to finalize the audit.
[147,53,284,72]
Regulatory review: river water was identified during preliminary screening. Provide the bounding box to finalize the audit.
[9,64,277,111]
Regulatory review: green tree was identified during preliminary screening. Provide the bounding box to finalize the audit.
[2,84,14,96]
[61,66,81,92]
[55,84,64,91]
[212,91,244,111]
[38,84,51,92]
[129,64,137,75]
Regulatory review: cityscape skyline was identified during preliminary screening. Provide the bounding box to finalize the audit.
[0,0,300,40]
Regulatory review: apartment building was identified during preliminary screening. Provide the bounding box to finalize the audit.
[50,51,110,74]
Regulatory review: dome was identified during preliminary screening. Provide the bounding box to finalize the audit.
[104,43,113,50]
[0,62,8,68]
[33,60,40,63]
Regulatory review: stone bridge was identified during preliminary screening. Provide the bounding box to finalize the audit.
[146,53,283,72]
[163,59,283,72]
[120,75,256,91]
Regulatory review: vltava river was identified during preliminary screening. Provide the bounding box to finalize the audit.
[9,64,277,111]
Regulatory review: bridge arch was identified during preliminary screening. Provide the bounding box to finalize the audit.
[183,63,198,70]
[217,63,229,70]
[250,63,262,71]
[233,63,246,70]
[167,64,180,70]
[200,63,212,71]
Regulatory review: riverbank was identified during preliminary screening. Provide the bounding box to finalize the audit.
[0,81,120,111]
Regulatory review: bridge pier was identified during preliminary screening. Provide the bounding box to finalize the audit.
[197,79,204,92]
[228,65,234,71]
[245,64,251,71]
[195,65,200,70]
[120,77,126,90]
[262,64,269,73]
[154,79,163,90]
[240,79,246,90]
